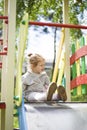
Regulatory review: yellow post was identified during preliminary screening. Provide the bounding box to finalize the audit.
[52,28,65,82]
[76,40,81,95]
[85,36,87,45]
[57,52,65,86]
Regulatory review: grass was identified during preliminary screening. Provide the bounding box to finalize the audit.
[71,95,87,102]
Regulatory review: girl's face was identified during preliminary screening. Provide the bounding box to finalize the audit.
[32,61,45,74]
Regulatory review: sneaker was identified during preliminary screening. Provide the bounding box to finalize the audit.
[57,85,67,101]
[47,82,57,101]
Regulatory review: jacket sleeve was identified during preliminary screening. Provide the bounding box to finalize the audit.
[45,74,50,85]
[22,75,27,91]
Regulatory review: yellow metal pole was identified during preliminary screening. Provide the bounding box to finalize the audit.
[52,28,65,82]
[76,40,82,95]
[57,52,65,86]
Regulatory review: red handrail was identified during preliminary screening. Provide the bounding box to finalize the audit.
[29,21,87,29]
[0,16,8,20]
[0,52,7,55]
[0,102,6,109]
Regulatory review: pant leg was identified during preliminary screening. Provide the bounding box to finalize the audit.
[26,91,58,101]
[52,93,58,100]
[27,92,47,101]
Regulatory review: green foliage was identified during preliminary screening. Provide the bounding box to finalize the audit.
[16,0,87,40]
[16,0,42,25]
[0,0,4,29]
[0,0,4,16]
[16,0,63,25]
[71,95,87,102]
[69,0,87,40]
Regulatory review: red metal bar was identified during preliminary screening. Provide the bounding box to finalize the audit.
[29,21,87,29]
[0,16,8,20]
[0,102,6,109]
[0,51,7,55]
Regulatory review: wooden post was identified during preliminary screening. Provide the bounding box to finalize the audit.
[63,0,71,101]
[1,0,16,130]
[1,0,8,130]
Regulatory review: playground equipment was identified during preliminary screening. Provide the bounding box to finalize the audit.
[29,21,87,29]
[0,0,87,130]
[0,18,87,130]
[14,20,87,130]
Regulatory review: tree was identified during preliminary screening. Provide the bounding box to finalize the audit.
[69,0,87,39]
[16,0,87,40]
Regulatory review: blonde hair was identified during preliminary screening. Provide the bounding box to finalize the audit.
[28,53,45,67]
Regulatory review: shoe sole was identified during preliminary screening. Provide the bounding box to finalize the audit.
[47,82,57,101]
[57,85,67,101]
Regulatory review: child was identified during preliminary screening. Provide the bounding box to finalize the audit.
[22,53,67,101]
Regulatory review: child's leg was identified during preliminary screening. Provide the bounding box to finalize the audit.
[27,92,47,101]
[47,82,57,101]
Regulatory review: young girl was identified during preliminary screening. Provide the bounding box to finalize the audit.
[22,53,67,101]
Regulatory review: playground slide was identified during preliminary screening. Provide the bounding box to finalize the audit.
[21,101,87,130]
